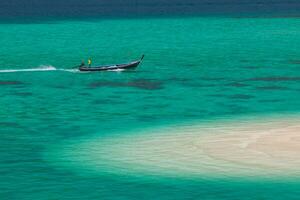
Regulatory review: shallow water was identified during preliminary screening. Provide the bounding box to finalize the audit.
[1,16,300,199]
[52,115,300,180]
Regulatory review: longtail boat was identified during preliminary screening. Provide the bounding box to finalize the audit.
[79,55,144,72]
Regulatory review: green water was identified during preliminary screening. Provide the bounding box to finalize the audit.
[1,17,300,199]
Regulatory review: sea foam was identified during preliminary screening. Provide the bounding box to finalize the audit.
[0,65,57,73]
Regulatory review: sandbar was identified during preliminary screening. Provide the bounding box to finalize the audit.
[53,115,300,179]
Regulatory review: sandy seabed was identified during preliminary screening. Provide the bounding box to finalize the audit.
[57,115,300,179]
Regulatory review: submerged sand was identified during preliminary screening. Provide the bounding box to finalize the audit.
[56,115,300,179]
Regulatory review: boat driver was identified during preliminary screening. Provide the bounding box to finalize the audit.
[88,58,92,67]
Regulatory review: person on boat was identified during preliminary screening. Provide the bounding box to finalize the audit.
[88,58,92,67]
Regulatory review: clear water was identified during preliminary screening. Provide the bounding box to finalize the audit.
[1,16,300,199]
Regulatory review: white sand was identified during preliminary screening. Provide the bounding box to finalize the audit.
[57,115,300,179]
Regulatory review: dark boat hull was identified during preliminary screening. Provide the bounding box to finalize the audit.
[79,55,144,72]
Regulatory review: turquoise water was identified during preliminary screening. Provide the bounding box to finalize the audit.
[1,17,300,199]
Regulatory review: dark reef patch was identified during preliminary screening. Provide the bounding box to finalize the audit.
[92,99,125,105]
[247,77,300,82]
[13,92,33,96]
[226,82,248,87]
[200,77,226,81]
[127,79,163,90]
[256,86,288,90]
[154,104,170,109]
[240,60,250,63]
[258,99,283,103]
[0,122,21,128]
[0,81,23,85]
[89,79,163,90]
[288,60,300,64]
[52,85,68,89]
[243,66,263,70]
[107,95,122,99]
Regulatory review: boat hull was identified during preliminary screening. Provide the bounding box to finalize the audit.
[79,56,143,72]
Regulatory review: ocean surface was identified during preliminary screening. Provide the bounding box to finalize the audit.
[1,0,300,18]
[1,10,300,200]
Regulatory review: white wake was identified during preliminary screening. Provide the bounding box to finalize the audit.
[0,65,57,73]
